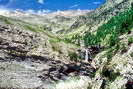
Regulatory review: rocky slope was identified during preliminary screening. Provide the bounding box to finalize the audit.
[84,2,133,89]
[0,0,133,89]
[88,30,133,89]
[66,0,133,44]
[0,24,96,88]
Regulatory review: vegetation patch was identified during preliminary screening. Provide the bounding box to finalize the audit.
[0,16,13,24]
[120,43,128,54]
[102,68,120,81]
[24,25,38,32]
[68,51,78,61]
[51,43,62,54]
[128,37,133,45]
[84,8,133,48]
[130,52,133,57]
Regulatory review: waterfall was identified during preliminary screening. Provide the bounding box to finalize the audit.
[85,48,89,62]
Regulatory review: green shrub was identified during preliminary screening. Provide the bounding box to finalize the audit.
[120,43,128,54]
[51,43,60,52]
[68,51,78,61]
[102,69,120,81]
[128,37,133,44]
[130,52,133,57]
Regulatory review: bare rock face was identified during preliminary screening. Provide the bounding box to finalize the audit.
[88,32,133,89]
[0,0,132,88]
[0,62,43,88]
[0,24,95,89]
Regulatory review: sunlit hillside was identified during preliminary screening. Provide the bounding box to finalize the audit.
[0,0,132,89]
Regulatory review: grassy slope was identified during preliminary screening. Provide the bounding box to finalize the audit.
[0,15,80,62]
[0,15,58,39]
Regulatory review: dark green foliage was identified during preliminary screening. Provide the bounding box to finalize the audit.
[68,52,78,61]
[84,8,133,48]
[102,67,120,81]
[130,52,133,57]
[128,37,133,45]
[106,46,118,61]
[108,32,119,47]
[84,33,100,47]
[102,68,120,81]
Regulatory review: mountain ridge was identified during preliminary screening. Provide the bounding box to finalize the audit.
[0,0,133,89]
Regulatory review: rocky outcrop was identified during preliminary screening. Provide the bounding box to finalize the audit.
[0,0,132,89]
[0,24,95,89]
[87,31,133,89]
[0,24,40,59]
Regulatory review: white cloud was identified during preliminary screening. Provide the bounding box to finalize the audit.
[37,0,44,4]
[0,9,9,15]
[26,9,35,13]
[70,4,79,8]
[37,9,51,14]
[92,1,101,5]
[26,9,51,14]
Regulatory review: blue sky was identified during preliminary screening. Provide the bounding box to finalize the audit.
[0,0,105,13]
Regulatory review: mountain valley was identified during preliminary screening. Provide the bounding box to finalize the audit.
[0,0,133,89]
